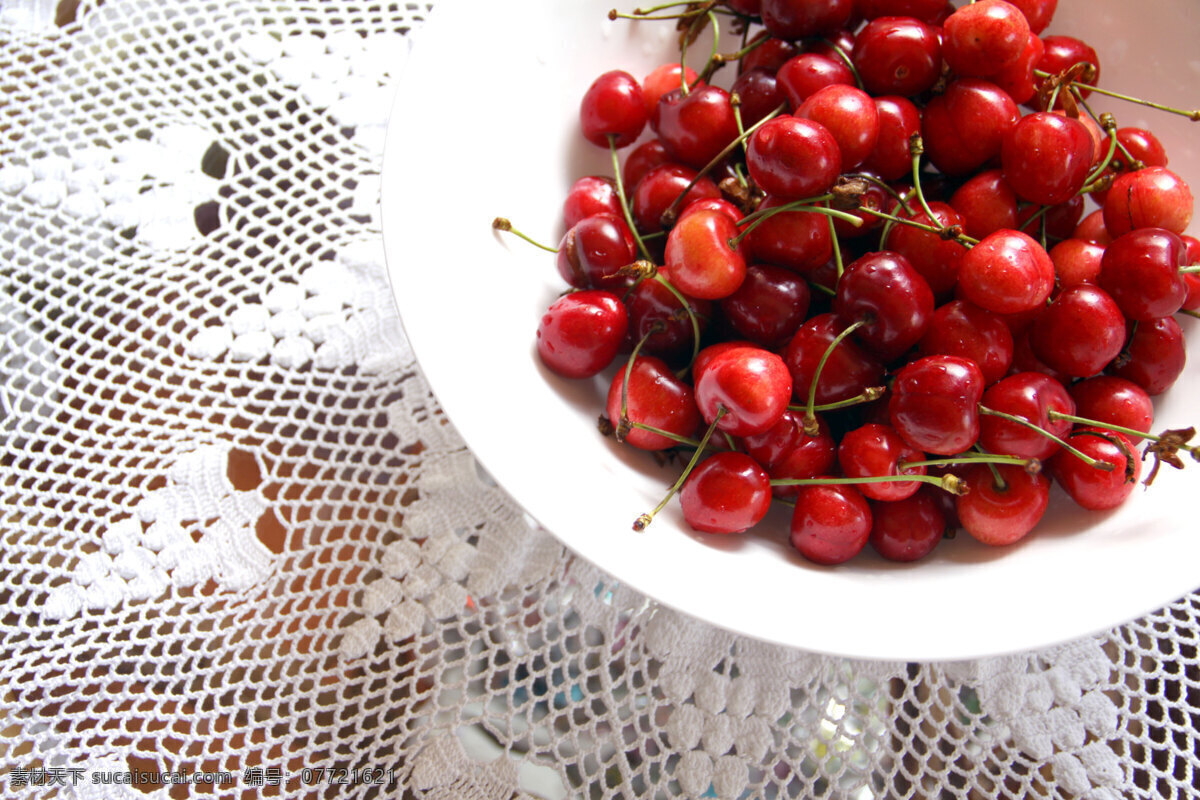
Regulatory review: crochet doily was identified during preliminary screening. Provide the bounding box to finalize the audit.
[0,2,1196,798]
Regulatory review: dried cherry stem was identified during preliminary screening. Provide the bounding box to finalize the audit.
[788,385,884,414]
[617,322,666,442]
[803,319,868,435]
[1045,411,1200,460]
[1033,68,1200,121]
[977,405,1114,471]
[900,454,1041,473]
[609,135,655,262]
[862,206,979,246]
[633,406,727,531]
[729,193,864,250]
[492,218,558,252]
[770,473,969,496]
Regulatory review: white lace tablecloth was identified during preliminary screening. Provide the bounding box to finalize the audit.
[1,2,1197,798]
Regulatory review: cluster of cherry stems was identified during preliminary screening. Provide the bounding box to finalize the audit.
[503,0,1200,566]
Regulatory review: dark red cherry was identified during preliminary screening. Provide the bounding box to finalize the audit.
[919,299,1014,385]
[606,355,702,450]
[1001,111,1094,206]
[537,291,629,379]
[625,268,713,362]
[1049,428,1141,511]
[784,313,886,405]
[1109,316,1186,396]
[990,29,1043,105]
[760,0,854,40]
[730,68,788,129]
[796,84,880,170]
[789,482,873,565]
[956,463,1050,546]
[1034,35,1100,107]
[957,229,1055,315]
[622,139,672,190]
[556,213,637,290]
[1069,376,1153,443]
[1028,284,1126,378]
[884,201,970,297]
[869,488,946,562]
[654,85,741,170]
[850,15,943,97]
[860,95,922,181]
[720,263,812,349]
[1098,227,1188,322]
[1016,194,1085,243]
[563,176,621,229]
[746,116,843,200]
[739,32,799,75]
[580,70,647,148]
[642,63,699,117]
[833,250,935,361]
[921,79,1020,177]
[978,372,1075,460]
[743,411,838,498]
[950,169,1019,240]
[941,0,1031,78]
[889,355,985,455]
[695,345,793,436]
[838,423,927,502]
[853,0,947,23]
[744,194,835,272]
[1102,167,1194,238]
[631,163,721,235]
[776,53,855,108]
[664,208,747,300]
[680,452,772,534]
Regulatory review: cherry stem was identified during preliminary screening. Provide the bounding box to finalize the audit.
[769,473,969,496]
[1033,68,1200,121]
[788,385,884,414]
[651,272,704,372]
[1079,116,1120,193]
[617,322,665,442]
[820,38,865,92]
[1073,90,1143,169]
[908,134,940,224]
[1179,266,1200,275]
[696,10,723,85]
[1046,410,1200,458]
[491,218,558,253]
[803,319,868,435]
[976,446,1009,492]
[900,454,1041,473]
[609,135,654,262]
[634,407,726,531]
[729,193,863,250]
[862,206,978,247]
[628,421,705,449]
[977,405,1114,471]
[847,172,915,217]
[1179,308,1200,318]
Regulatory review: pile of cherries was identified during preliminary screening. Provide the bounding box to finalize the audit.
[517,0,1200,565]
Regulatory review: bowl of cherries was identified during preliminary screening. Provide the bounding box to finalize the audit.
[382,0,1200,660]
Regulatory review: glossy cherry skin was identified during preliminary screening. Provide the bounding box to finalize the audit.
[642,62,699,118]
[833,250,935,361]
[884,201,969,297]
[743,411,838,498]
[889,355,985,455]
[622,139,672,190]
[921,79,1020,177]
[744,194,835,272]
[746,116,843,200]
[957,229,1055,315]
[653,85,740,170]
[991,29,1043,104]
[838,423,927,502]
[563,175,621,229]
[1069,376,1153,443]
[760,0,854,40]
[1098,227,1188,322]
[854,0,947,23]
[1001,112,1095,206]
[869,488,946,562]
[580,70,647,148]
[536,291,628,379]
[1116,127,1168,170]
[950,169,1019,240]
[631,163,721,235]
[739,32,799,75]
[606,355,702,451]
[664,208,747,300]
[1102,167,1194,238]
[694,345,793,437]
[860,95,923,181]
[1007,0,1057,34]
[1028,284,1126,378]
[1048,238,1105,288]
[1049,428,1141,511]
[1034,35,1100,107]
[918,299,1014,385]
[956,463,1050,546]
[1110,315,1186,396]
[556,213,637,290]
[625,268,712,363]
[776,53,855,108]
[720,263,811,349]
[730,68,788,128]
[941,0,1031,78]
[784,313,886,405]
[850,15,943,97]
[978,372,1075,460]
[680,452,772,534]
[789,482,873,565]
[1074,209,1112,246]
[796,84,880,170]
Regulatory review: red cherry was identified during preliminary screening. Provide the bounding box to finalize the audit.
[556,213,637,290]
[653,85,741,169]
[743,411,838,498]
[625,268,712,363]
[1049,428,1141,511]
[1034,35,1100,108]
[563,175,621,229]
[978,372,1075,460]
[1109,315,1186,396]
[1068,376,1154,443]
[834,250,935,361]
[694,345,794,436]
[664,208,747,300]
[889,355,985,455]
[1074,209,1112,246]
[622,139,672,190]
[919,299,1014,385]
[789,482,873,565]
[1116,127,1168,169]
[854,0,947,23]
[837,423,927,502]
[884,201,970,297]
[631,163,721,235]
[784,313,885,405]
[680,452,772,534]
[1028,284,1126,378]
[796,85,880,170]
[720,263,812,349]
[642,63,699,117]
[1102,167,1194,238]
[1098,227,1188,322]
[1001,111,1095,206]
[941,0,1031,78]
[860,95,923,181]
[730,68,788,129]
[990,30,1044,105]
[957,229,1055,315]
[950,169,1020,240]
[580,70,647,148]
[921,79,1021,177]
[536,291,629,379]
[869,488,947,562]
[760,0,854,40]
[776,53,855,108]
[744,194,835,272]
[739,32,799,75]
[746,116,843,200]
[1006,0,1058,34]
[851,15,943,98]
[1048,238,1105,288]
[606,355,702,451]
[956,463,1050,546]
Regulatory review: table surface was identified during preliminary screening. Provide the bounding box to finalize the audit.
[1,2,1199,799]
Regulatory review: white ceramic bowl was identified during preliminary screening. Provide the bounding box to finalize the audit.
[382,0,1200,661]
